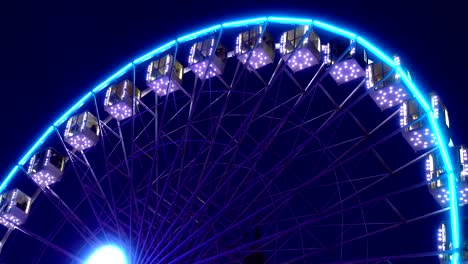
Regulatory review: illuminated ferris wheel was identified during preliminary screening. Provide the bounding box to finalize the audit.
[0,16,465,263]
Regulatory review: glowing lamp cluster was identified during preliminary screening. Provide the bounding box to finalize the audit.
[236,26,275,70]
[434,188,454,205]
[330,61,364,85]
[280,25,321,72]
[0,189,31,229]
[327,38,367,85]
[104,80,141,121]
[408,128,436,150]
[366,59,410,110]
[371,87,408,109]
[188,37,227,79]
[459,146,468,177]
[437,223,451,262]
[427,146,468,206]
[432,95,451,129]
[27,148,66,187]
[400,94,449,152]
[64,111,100,151]
[146,54,183,96]
[455,146,468,204]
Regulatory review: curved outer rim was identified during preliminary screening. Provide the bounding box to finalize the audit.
[0,15,461,263]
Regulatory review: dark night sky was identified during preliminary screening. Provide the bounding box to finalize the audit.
[0,0,467,179]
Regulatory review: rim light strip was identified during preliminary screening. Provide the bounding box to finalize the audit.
[177,24,222,43]
[1,16,460,263]
[313,20,357,40]
[18,126,55,166]
[0,166,19,194]
[133,41,176,65]
[429,111,460,263]
[53,92,94,127]
[92,63,133,94]
[267,16,312,25]
[222,17,267,28]
[357,36,395,68]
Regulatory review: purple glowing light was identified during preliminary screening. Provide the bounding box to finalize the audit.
[189,60,222,80]
[236,26,274,71]
[437,224,448,260]
[329,59,365,85]
[428,145,468,207]
[425,155,434,182]
[402,127,437,151]
[27,149,65,187]
[104,81,140,121]
[432,95,440,119]
[284,48,319,72]
[106,102,133,121]
[66,135,96,151]
[237,48,273,70]
[370,85,408,110]
[32,172,54,186]
[148,76,180,97]
[431,188,452,206]
[64,112,100,151]
[460,147,468,177]
[187,37,226,79]
[0,189,30,228]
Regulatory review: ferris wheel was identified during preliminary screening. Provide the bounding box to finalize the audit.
[0,15,464,263]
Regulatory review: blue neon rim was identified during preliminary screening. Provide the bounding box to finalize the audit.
[1,15,461,263]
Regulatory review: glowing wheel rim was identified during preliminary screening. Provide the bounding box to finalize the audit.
[0,16,461,263]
